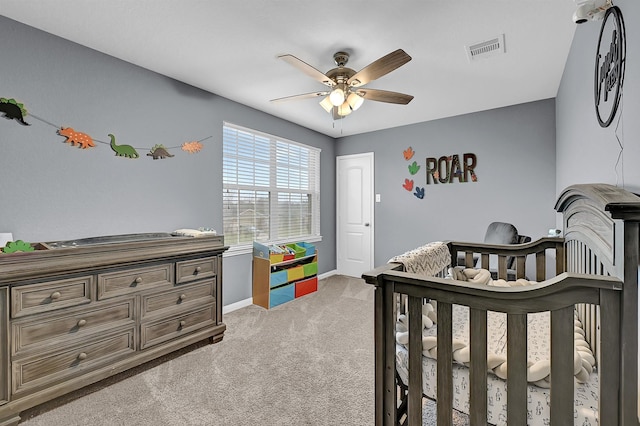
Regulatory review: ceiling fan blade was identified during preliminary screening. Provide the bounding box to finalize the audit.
[347,49,412,87]
[278,54,335,87]
[270,91,329,103]
[358,88,414,105]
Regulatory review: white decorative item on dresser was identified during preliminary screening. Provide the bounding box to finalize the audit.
[0,234,227,426]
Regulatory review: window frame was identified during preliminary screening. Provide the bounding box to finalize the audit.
[222,122,321,256]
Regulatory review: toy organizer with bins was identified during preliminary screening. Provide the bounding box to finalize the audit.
[252,241,318,309]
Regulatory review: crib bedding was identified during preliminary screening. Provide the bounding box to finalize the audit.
[396,345,599,426]
[396,302,596,386]
[394,303,599,424]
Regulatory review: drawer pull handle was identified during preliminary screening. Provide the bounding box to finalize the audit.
[179,320,186,328]
[134,277,143,284]
[50,291,61,300]
[77,319,87,327]
[179,294,187,301]
[194,266,202,273]
[77,352,87,360]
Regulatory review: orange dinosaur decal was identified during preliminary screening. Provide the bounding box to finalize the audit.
[58,127,96,149]
[182,141,203,153]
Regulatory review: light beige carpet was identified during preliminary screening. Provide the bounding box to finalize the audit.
[20,275,467,426]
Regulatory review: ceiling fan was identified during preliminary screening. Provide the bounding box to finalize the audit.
[270,49,414,119]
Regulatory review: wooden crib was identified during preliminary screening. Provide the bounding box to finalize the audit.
[363,184,639,425]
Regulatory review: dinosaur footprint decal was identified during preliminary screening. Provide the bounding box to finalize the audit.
[413,187,425,199]
[403,146,415,161]
[408,161,420,175]
[402,179,414,191]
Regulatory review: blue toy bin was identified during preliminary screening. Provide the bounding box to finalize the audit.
[297,242,315,257]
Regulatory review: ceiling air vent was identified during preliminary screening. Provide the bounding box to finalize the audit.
[465,34,505,62]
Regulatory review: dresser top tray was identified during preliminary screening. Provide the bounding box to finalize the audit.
[0,234,226,284]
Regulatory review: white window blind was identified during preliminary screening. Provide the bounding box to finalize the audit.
[223,122,321,248]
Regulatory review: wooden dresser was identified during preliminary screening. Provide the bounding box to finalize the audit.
[0,234,227,426]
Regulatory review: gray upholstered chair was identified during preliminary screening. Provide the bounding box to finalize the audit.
[458,221,531,279]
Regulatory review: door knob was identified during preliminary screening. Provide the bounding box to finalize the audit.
[364,223,370,227]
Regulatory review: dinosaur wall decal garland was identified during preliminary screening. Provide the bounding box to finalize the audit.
[1,96,211,160]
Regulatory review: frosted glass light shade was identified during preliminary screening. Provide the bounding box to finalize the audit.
[319,96,333,113]
[337,101,352,116]
[347,93,364,111]
[329,87,345,106]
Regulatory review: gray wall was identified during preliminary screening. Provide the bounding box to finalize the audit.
[557,1,640,195]
[336,100,557,265]
[7,0,635,306]
[557,1,640,387]
[0,16,336,306]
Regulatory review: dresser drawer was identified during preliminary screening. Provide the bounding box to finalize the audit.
[12,299,136,356]
[140,305,215,349]
[142,279,215,319]
[11,276,93,319]
[97,264,173,300]
[12,327,136,396]
[176,257,216,284]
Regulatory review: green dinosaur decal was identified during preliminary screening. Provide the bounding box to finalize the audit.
[408,161,420,175]
[2,240,35,254]
[109,134,139,158]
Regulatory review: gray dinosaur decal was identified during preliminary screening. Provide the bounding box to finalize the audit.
[0,98,29,126]
[108,133,139,158]
[147,144,175,160]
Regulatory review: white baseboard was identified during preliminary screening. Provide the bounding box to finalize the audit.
[222,297,253,314]
[318,270,337,280]
[222,270,338,314]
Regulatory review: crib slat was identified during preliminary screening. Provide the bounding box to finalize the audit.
[408,296,423,426]
[550,306,574,425]
[497,256,507,279]
[469,308,487,426]
[555,240,564,274]
[600,289,620,426]
[480,253,489,270]
[515,256,526,279]
[507,314,527,425]
[536,251,546,281]
[465,252,474,268]
[437,301,453,426]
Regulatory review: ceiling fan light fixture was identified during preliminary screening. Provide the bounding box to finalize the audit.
[329,87,345,106]
[347,92,364,111]
[319,96,333,113]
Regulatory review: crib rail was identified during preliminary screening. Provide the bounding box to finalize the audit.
[365,268,622,426]
[449,237,565,281]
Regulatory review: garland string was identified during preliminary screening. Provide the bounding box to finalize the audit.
[28,111,212,153]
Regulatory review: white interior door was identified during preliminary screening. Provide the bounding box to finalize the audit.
[336,153,374,277]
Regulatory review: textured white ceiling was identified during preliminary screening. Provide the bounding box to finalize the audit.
[1,0,578,138]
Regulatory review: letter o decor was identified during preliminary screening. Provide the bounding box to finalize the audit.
[594,6,626,128]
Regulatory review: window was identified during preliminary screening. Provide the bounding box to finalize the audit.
[222,123,321,249]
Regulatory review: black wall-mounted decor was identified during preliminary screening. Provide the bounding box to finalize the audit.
[594,6,626,128]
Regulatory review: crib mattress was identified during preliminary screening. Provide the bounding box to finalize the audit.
[395,303,600,425]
